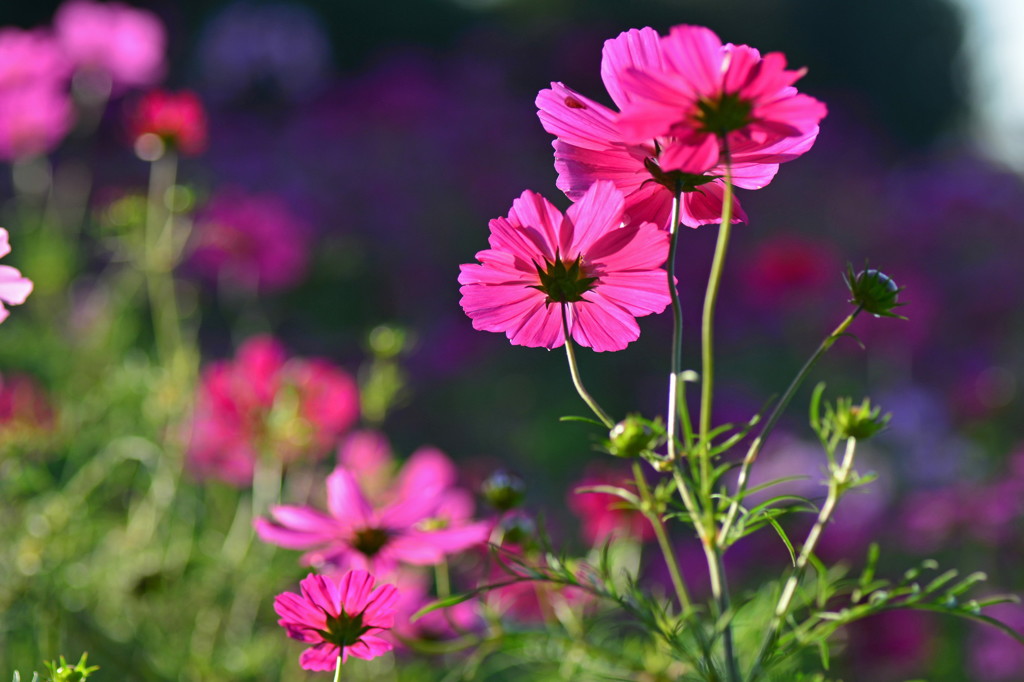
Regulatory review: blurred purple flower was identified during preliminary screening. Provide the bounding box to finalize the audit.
[54,0,166,93]
[969,602,1024,681]
[188,188,311,292]
[0,85,75,162]
[195,1,332,104]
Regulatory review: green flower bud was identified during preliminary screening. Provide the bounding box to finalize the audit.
[826,397,890,440]
[44,654,98,682]
[481,470,525,512]
[845,266,905,318]
[606,414,663,459]
[496,513,535,548]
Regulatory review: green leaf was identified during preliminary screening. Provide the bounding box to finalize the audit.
[559,415,605,426]
[768,516,797,566]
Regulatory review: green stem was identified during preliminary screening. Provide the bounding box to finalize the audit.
[144,151,184,369]
[632,461,691,611]
[333,653,343,682]
[717,307,863,547]
[749,438,858,681]
[665,184,687,461]
[561,304,614,429]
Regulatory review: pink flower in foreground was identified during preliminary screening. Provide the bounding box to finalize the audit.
[256,432,490,575]
[187,336,359,486]
[458,181,670,352]
[616,25,826,175]
[275,571,398,671]
[0,229,32,323]
[129,90,208,156]
[537,28,818,229]
[54,0,166,92]
[188,189,311,292]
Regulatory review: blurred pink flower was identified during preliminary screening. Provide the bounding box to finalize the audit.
[568,468,654,544]
[129,89,208,156]
[0,373,54,445]
[54,0,166,92]
[741,234,840,307]
[256,433,489,575]
[188,189,311,292]
[0,28,70,90]
[616,25,826,175]
[0,228,32,322]
[275,570,398,671]
[187,336,359,486]
[384,567,479,642]
[0,85,74,162]
[458,181,670,352]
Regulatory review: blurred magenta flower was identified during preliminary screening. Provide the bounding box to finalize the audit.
[741,234,839,307]
[0,228,33,322]
[458,181,670,352]
[568,468,654,544]
[0,373,53,443]
[54,0,165,93]
[275,570,398,671]
[129,89,208,156]
[187,336,359,486]
[969,602,1024,680]
[188,189,311,292]
[256,431,489,575]
[0,85,74,162]
[616,25,826,175]
[0,28,70,90]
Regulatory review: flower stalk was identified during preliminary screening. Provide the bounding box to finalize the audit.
[561,303,614,429]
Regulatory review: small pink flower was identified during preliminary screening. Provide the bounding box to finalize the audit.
[0,228,32,323]
[275,570,398,671]
[256,433,489,575]
[568,469,654,545]
[129,90,208,156]
[188,189,311,292]
[458,181,671,352]
[187,336,359,486]
[54,0,166,92]
[616,25,826,175]
[537,28,818,229]
[0,85,75,162]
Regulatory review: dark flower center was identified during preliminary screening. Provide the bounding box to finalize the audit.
[695,92,753,136]
[643,157,721,193]
[530,253,597,304]
[318,609,371,648]
[352,527,391,557]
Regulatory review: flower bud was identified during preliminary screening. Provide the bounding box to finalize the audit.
[826,397,890,440]
[481,470,525,512]
[606,414,663,458]
[845,266,904,318]
[496,512,535,548]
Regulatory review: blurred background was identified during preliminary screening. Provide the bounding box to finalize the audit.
[1,0,1022,680]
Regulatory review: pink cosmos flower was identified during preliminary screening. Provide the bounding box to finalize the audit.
[187,336,359,486]
[188,189,311,292]
[568,469,654,545]
[129,90,208,156]
[54,0,166,92]
[0,229,33,323]
[458,181,671,352]
[616,25,826,175]
[537,28,818,229]
[0,28,71,90]
[255,432,489,575]
[0,86,75,162]
[275,570,398,671]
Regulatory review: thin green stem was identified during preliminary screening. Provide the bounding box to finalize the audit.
[561,304,614,429]
[665,185,686,461]
[748,438,859,681]
[633,461,691,611]
[333,653,342,682]
[144,151,184,369]
[717,307,863,547]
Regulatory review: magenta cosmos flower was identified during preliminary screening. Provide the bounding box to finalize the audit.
[537,27,820,229]
[0,229,32,323]
[54,0,166,92]
[459,181,670,352]
[187,336,359,486]
[616,25,827,176]
[129,89,208,156]
[275,571,398,671]
[256,432,489,576]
